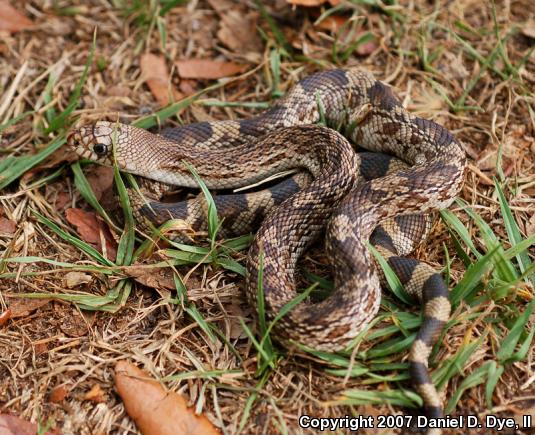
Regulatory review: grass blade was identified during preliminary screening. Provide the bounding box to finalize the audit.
[369,243,411,305]
[0,137,64,190]
[496,300,535,363]
[71,162,119,232]
[495,180,533,282]
[44,34,95,133]
[181,160,220,247]
[32,210,115,267]
[445,362,489,414]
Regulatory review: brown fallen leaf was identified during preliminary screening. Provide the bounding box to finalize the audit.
[0,217,16,235]
[287,0,327,5]
[206,0,261,54]
[140,53,183,107]
[84,384,106,403]
[65,208,117,261]
[84,166,114,207]
[54,191,71,210]
[7,297,51,318]
[314,14,348,32]
[0,309,11,327]
[287,0,339,6]
[522,20,535,39]
[49,385,69,404]
[355,36,378,56]
[64,271,93,288]
[0,0,34,33]
[0,414,36,435]
[35,342,49,355]
[123,266,176,291]
[178,79,198,96]
[115,361,219,435]
[176,59,246,80]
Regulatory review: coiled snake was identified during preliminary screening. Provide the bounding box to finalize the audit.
[67,68,466,423]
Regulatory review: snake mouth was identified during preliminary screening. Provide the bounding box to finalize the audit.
[66,125,112,164]
[66,129,93,160]
[66,129,81,151]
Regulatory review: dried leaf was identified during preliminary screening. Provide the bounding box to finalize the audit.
[64,271,93,288]
[65,208,117,261]
[0,217,16,235]
[0,1,34,33]
[124,266,176,291]
[49,385,69,404]
[7,297,51,318]
[522,20,535,39]
[0,414,37,435]
[287,0,328,5]
[54,191,71,210]
[35,342,48,355]
[140,53,183,107]
[115,361,219,435]
[83,384,106,403]
[178,79,197,96]
[206,0,261,53]
[84,165,114,204]
[356,38,378,56]
[176,59,246,80]
[0,309,11,327]
[315,15,348,32]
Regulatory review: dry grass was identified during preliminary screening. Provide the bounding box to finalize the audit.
[1,0,535,434]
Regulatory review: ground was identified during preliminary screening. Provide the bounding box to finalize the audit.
[0,0,534,434]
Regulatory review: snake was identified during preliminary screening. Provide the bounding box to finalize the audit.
[67,68,467,424]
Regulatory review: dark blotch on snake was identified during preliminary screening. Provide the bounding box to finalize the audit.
[358,152,396,180]
[422,273,449,302]
[367,81,402,111]
[160,121,214,145]
[386,256,419,285]
[299,69,349,93]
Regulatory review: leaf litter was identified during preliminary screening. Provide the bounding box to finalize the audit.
[0,1,534,434]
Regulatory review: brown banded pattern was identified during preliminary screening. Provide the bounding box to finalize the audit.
[67,68,467,428]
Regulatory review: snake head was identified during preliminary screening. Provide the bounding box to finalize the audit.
[67,121,120,165]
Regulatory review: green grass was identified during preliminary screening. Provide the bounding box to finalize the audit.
[44,33,95,134]
[4,109,532,424]
[1,5,533,425]
[0,33,94,191]
[112,0,188,52]
[283,176,534,412]
[2,126,137,311]
[254,0,293,56]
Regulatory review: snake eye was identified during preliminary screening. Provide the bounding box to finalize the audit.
[93,143,108,156]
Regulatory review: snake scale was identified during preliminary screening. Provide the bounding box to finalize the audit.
[67,68,466,423]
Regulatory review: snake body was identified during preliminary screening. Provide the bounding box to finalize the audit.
[67,68,466,421]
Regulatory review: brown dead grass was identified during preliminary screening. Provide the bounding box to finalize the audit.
[1,0,535,434]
